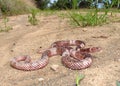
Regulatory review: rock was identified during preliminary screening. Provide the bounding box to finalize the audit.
[82,28,87,32]
[38,78,44,82]
[10,50,14,52]
[50,64,59,71]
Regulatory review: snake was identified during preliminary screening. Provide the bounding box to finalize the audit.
[10,40,101,71]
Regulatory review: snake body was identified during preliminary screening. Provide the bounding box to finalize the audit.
[10,40,101,71]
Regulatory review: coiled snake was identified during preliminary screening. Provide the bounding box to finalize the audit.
[10,40,101,71]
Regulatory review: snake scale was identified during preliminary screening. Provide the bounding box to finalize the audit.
[10,40,101,71]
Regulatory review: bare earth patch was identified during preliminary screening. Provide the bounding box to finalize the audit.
[0,13,120,86]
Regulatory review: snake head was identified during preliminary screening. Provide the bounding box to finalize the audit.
[90,47,102,53]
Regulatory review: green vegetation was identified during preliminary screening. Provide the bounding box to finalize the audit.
[50,0,72,10]
[35,0,50,10]
[66,0,120,27]
[68,9,107,27]
[0,0,119,28]
[0,17,12,32]
[72,0,78,9]
[104,0,120,8]
[0,0,31,16]
[38,0,120,10]
[75,74,85,86]
[28,9,39,25]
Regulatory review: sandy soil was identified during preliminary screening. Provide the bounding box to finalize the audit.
[0,12,120,86]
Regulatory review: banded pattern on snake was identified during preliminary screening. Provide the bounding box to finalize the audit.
[10,40,101,71]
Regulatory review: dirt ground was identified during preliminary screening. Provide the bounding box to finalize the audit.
[0,12,120,86]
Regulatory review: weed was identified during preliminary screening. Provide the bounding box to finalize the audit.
[75,74,85,86]
[68,9,107,27]
[0,17,12,32]
[72,0,78,9]
[28,9,39,25]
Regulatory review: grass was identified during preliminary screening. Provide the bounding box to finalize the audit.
[27,9,60,25]
[75,74,85,86]
[55,7,120,27]
[28,8,40,25]
[0,0,31,16]
[0,17,12,32]
[68,9,108,27]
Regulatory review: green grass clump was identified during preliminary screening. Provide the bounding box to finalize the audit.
[0,0,31,16]
[28,9,40,25]
[0,17,12,32]
[68,9,107,27]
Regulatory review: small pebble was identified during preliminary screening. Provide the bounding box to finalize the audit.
[50,64,59,71]
[13,43,16,46]
[10,50,14,52]
[82,28,87,32]
[39,46,42,48]
[38,78,44,82]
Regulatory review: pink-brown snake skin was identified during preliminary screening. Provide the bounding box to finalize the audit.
[10,40,101,71]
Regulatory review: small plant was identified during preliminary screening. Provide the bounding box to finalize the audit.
[3,17,9,28]
[28,9,39,25]
[0,17,12,32]
[75,74,85,86]
[72,0,78,9]
[68,9,107,27]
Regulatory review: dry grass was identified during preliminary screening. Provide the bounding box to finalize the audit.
[0,0,34,16]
